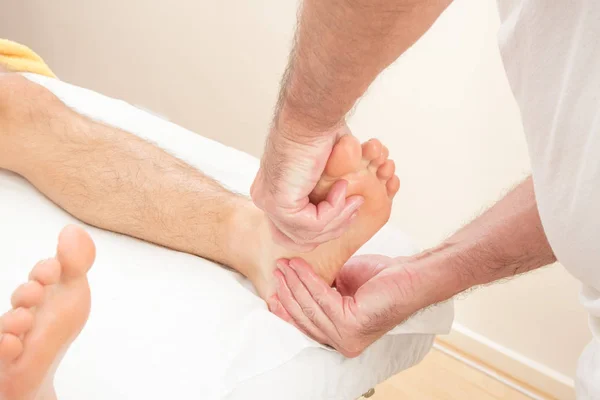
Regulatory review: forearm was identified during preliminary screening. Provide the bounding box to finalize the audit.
[404,177,556,308]
[278,0,452,132]
[0,76,236,259]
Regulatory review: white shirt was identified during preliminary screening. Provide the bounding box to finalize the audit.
[496,1,600,397]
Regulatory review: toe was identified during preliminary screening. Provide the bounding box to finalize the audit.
[0,334,23,363]
[361,139,383,163]
[0,308,34,337]
[386,176,401,198]
[324,135,361,177]
[29,259,61,285]
[56,225,96,280]
[377,160,396,181]
[10,281,44,309]
[371,145,389,168]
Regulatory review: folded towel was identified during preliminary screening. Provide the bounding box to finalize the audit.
[0,39,56,78]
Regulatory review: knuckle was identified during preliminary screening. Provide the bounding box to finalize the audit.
[301,306,317,320]
[315,296,327,309]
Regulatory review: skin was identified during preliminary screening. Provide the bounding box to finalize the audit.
[251,0,452,249]
[270,178,557,356]
[260,0,558,356]
[0,73,398,299]
[0,71,401,397]
[0,225,95,400]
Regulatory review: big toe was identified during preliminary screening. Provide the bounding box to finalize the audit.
[324,135,361,177]
[56,225,96,280]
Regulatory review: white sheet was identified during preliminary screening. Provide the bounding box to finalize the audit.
[0,74,453,400]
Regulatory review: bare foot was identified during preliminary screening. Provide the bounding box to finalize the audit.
[231,135,399,299]
[0,225,95,400]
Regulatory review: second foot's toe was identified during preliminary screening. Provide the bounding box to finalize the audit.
[10,281,44,309]
[0,334,23,363]
[0,308,34,337]
[29,259,61,285]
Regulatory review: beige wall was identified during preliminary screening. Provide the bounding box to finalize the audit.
[0,0,591,390]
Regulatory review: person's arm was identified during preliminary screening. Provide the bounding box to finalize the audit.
[279,0,453,130]
[251,0,453,250]
[269,177,557,356]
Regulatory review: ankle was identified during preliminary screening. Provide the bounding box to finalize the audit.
[222,198,268,279]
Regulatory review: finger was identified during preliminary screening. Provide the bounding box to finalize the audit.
[268,220,319,252]
[315,183,363,229]
[287,258,347,326]
[268,194,363,250]
[280,260,343,342]
[268,295,312,336]
[279,180,351,235]
[334,255,393,296]
[316,194,363,231]
[316,179,349,220]
[274,267,331,345]
[290,202,362,247]
[282,180,353,236]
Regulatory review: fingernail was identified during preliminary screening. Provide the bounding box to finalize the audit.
[288,259,299,271]
[276,260,286,270]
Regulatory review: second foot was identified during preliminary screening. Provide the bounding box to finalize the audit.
[0,225,95,400]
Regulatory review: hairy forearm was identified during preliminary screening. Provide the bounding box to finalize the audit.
[404,177,556,307]
[0,75,236,259]
[277,0,452,132]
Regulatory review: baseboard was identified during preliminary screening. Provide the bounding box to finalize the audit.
[439,323,575,400]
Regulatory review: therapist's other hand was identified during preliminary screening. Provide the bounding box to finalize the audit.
[268,255,421,357]
[251,122,364,252]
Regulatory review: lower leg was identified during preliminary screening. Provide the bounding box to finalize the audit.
[0,76,258,268]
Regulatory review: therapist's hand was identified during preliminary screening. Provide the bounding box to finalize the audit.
[251,122,364,252]
[267,255,423,357]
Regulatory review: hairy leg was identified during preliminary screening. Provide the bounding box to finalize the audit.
[0,74,250,269]
[0,76,398,300]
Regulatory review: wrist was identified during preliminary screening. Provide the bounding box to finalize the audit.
[263,112,347,168]
[401,240,481,306]
[273,102,345,140]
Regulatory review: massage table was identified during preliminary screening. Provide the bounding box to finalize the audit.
[0,74,453,400]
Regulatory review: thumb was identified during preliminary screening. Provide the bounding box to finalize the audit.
[334,254,393,296]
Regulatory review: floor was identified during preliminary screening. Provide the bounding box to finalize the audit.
[367,347,549,400]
